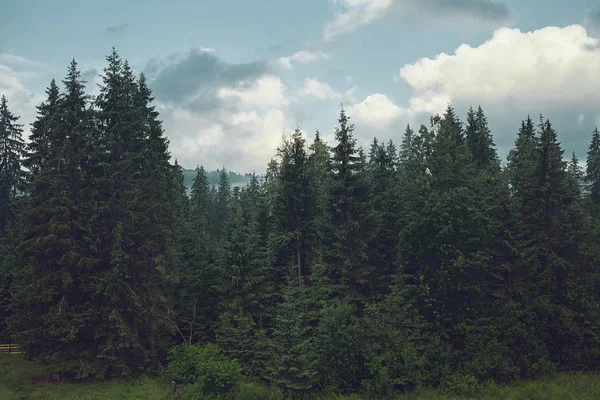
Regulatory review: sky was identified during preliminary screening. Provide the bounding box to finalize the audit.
[1,0,600,172]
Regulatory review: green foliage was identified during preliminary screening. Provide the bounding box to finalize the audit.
[167,343,242,398]
[3,49,600,400]
[441,374,482,397]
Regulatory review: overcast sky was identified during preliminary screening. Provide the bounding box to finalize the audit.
[1,0,600,172]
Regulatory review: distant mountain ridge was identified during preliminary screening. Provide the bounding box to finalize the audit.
[182,169,253,189]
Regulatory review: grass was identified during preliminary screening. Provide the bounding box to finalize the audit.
[1,353,598,400]
[0,354,173,400]
[319,372,600,400]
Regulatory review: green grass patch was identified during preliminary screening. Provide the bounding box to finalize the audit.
[1,354,598,400]
[317,372,600,400]
[0,354,173,400]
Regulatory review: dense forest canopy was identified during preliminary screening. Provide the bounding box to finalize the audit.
[0,50,599,398]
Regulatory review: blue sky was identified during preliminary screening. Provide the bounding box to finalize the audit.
[1,0,600,171]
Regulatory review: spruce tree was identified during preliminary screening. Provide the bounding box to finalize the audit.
[0,95,26,341]
[327,106,370,307]
[586,127,600,206]
[9,60,100,376]
[399,124,414,169]
[366,138,397,297]
[180,165,218,341]
[0,95,26,233]
[466,106,497,169]
[89,49,175,375]
[215,189,272,376]
[212,167,231,238]
[23,80,60,178]
[272,128,313,286]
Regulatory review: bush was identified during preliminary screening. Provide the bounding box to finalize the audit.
[167,343,242,398]
[441,374,482,397]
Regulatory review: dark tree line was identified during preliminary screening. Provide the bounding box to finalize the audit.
[0,50,599,397]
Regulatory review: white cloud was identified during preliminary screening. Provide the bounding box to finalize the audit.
[159,103,288,172]
[217,75,291,108]
[157,72,297,171]
[0,55,46,139]
[298,77,358,106]
[299,78,341,100]
[324,0,393,41]
[398,25,600,115]
[277,50,329,70]
[347,93,411,130]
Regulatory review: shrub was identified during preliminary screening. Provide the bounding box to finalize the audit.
[167,343,242,398]
[441,374,482,397]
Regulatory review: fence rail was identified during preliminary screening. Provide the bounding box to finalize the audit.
[0,344,23,354]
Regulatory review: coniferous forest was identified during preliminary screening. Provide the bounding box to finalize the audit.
[1,50,600,399]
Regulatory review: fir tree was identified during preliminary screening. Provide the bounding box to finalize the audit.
[328,106,370,307]
[0,95,26,233]
[466,106,498,169]
[586,127,600,206]
[272,128,313,286]
[23,80,60,178]
[399,124,414,169]
[215,190,272,376]
[212,167,231,238]
[0,96,26,341]
[10,60,99,377]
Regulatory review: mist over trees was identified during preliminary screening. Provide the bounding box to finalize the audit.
[0,49,599,397]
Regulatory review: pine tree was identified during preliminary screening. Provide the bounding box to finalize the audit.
[368,137,379,164]
[23,80,60,178]
[215,189,272,376]
[212,167,231,238]
[567,151,584,202]
[0,95,26,341]
[272,128,313,286]
[307,131,332,263]
[180,165,219,342]
[0,95,26,233]
[439,105,463,145]
[586,127,600,206]
[79,49,175,375]
[398,106,502,378]
[366,137,397,298]
[328,106,370,307]
[269,280,317,395]
[399,124,414,169]
[9,60,101,376]
[466,106,498,169]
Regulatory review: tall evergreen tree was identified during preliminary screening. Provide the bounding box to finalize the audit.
[59,49,177,375]
[9,60,100,376]
[586,127,600,206]
[0,95,26,233]
[180,165,218,341]
[212,167,231,238]
[327,106,370,306]
[0,95,26,341]
[23,80,60,178]
[272,128,313,286]
[399,124,414,169]
[466,106,497,168]
[215,189,272,376]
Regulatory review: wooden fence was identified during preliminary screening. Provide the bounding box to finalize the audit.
[0,344,23,354]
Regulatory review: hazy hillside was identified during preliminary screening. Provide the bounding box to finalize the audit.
[182,169,253,189]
